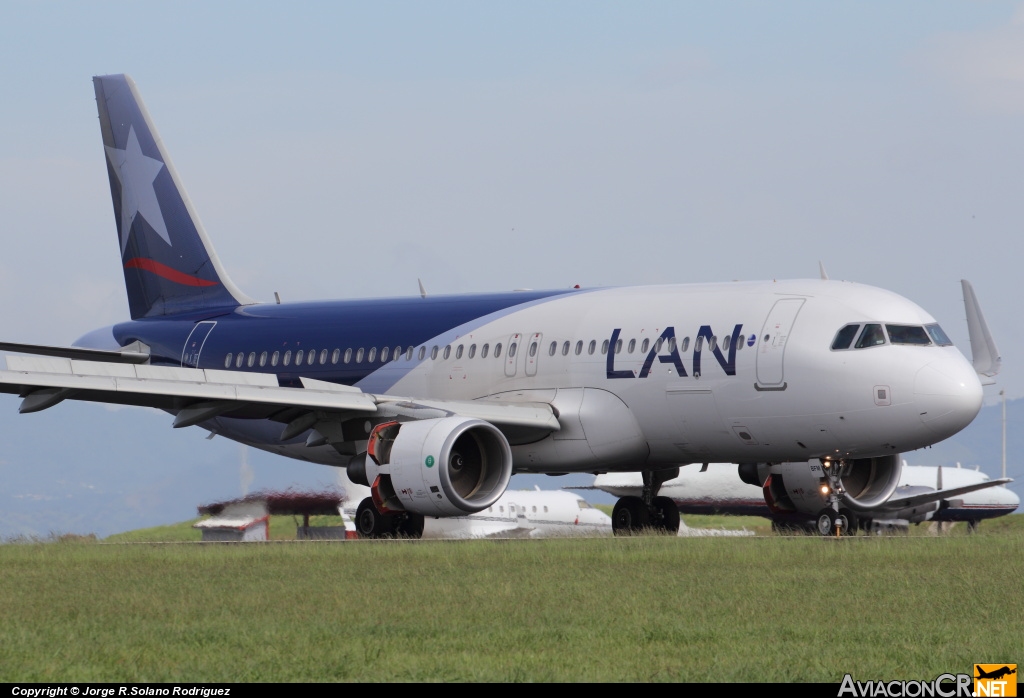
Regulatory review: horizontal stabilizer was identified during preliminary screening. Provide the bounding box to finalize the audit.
[961,280,1001,380]
[0,341,150,364]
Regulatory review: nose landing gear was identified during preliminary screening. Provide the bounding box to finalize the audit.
[817,458,858,537]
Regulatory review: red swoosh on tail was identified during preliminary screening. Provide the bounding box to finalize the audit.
[124,258,219,287]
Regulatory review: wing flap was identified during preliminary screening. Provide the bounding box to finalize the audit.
[373,396,560,431]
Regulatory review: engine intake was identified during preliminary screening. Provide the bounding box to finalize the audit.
[348,416,513,517]
[838,454,902,510]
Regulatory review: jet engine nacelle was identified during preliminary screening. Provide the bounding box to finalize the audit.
[347,416,513,517]
[761,455,903,514]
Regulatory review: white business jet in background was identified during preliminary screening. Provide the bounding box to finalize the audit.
[337,471,612,539]
[0,75,997,539]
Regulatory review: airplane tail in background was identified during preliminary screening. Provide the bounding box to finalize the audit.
[93,74,253,319]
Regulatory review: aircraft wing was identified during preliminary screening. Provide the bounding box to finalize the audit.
[0,354,560,437]
[842,478,1013,514]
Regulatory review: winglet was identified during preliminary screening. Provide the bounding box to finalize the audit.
[818,261,829,280]
[961,280,1001,382]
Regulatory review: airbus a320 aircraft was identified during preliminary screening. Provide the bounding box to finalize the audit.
[0,75,998,538]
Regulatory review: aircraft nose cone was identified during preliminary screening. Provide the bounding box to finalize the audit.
[914,359,983,440]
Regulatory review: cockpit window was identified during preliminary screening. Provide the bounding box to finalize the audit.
[925,324,953,346]
[886,325,932,345]
[831,324,860,350]
[855,324,886,348]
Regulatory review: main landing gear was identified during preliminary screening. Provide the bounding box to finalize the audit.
[611,469,681,536]
[355,497,425,539]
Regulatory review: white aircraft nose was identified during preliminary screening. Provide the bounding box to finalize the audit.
[914,358,983,440]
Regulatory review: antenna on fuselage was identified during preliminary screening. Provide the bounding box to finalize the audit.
[274,292,281,305]
[418,279,427,299]
[818,261,829,280]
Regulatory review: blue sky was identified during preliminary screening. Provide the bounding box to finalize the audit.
[1,2,1023,533]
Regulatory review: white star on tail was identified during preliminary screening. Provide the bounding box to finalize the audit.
[105,125,170,255]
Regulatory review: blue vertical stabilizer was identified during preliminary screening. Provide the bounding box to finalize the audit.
[93,74,253,318]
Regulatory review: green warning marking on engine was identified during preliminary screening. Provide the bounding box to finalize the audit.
[425,455,435,468]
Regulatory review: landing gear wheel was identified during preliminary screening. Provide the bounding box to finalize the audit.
[356,497,396,539]
[838,508,858,537]
[815,508,837,537]
[396,512,425,539]
[652,496,680,535]
[612,496,649,535]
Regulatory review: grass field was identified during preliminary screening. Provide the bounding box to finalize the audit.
[2,515,1022,682]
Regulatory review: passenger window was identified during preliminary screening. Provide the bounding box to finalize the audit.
[855,324,886,348]
[925,324,952,346]
[615,339,622,354]
[681,337,690,352]
[319,349,328,365]
[709,336,718,352]
[430,346,438,360]
[494,343,502,358]
[259,351,268,367]
[641,338,649,353]
[393,346,401,361]
[283,350,292,366]
[468,344,476,359]
[575,340,583,356]
[886,325,932,346]
[381,346,390,362]
[344,348,353,364]
[455,345,463,360]
[481,343,489,358]
[332,348,340,364]
[356,348,365,363]
[509,342,517,357]
[627,339,635,353]
[695,336,703,352]
[418,346,426,361]
[722,336,730,352]
[656,338,664,352]
[548,341,556,357]
[601,339,608,355]
[562,341,570,356]
[831,324,860,350]
[443,345,451,360]
[224,353,233,368]
[406,346,414,360]
[271,351,280,367]
[368,347,377,363]
[543,506,548,513]
[308,349,316,365]
[235,353,243,368]
[529,342,538,358]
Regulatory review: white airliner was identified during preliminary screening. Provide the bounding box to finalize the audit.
[338,472,612,538]
[592,462,1018,534]
[0,74,1000,538]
